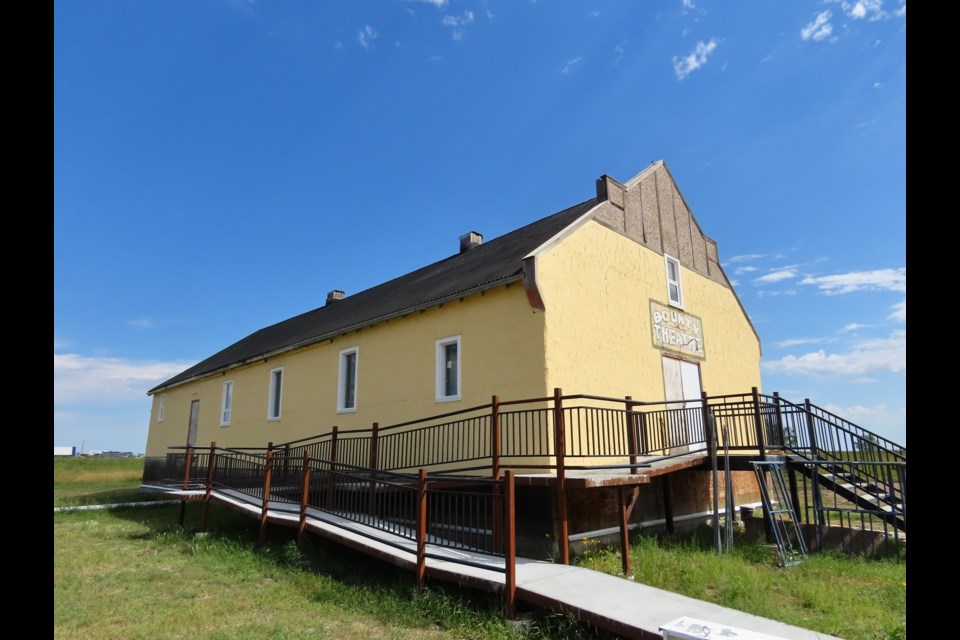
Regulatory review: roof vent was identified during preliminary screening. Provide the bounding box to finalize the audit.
[326,290,345,305]
[459,231,483,253]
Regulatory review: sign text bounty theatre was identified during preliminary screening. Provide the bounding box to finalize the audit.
[650,301,705,359]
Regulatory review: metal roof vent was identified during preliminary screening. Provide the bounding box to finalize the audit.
[459,231,483,253]
[326,290,345,305]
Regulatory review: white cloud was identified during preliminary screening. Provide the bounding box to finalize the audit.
[614,43,626,64]
[840,323,872,332]
[775,337,831,348]
[54,353,194,405]
[441,10,474,41]
[754,269,797,284]
[873,81,883,88]
[896,2,906,17]
[734,266,758,275]
[407,0,447,8]
[820,402,906,438]
[756,289,798,298]
[762,330,905,377]
[358,25,378,49]
[801,10,833,41]
[590,11,601,18]
[682,0,696,10]
[672,38,719,80]
[334,39,343,50]
[799,268,905,295]
[54,335,73,350]
[888,298,906,323]
[828,0,888,20]
[561,56,583,75]
[486,10,494,19]
[130,317,157,329]
[728,253,769,263]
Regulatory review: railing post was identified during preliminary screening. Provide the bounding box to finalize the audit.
[183,445,195,490]
[298,450,311,550]
[327,426,339,509]
[661,475,675,535]
[553,387,569,565]
[283,443,291,487]
[773,392,786,450]
[202,441,217,532]
[491,395,502,554]
[179,445,194,528]
[618,486,631,575]
[751,387,767,461]
[259,443,274,546]
[491,395,501,479]
[804,400,823,551]
[368,422,379,517]
[625,396,639,474]
[704,392,721,554]
[804,399,819,459]
[417,468,428,589]
[503,470,517,620]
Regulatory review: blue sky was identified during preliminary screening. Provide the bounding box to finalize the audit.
[54,1,906,454]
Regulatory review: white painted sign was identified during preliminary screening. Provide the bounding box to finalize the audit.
[650,300,705,359]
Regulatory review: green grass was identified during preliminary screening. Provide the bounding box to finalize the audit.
[574,531,906,640]
[54,456,166,507]
[53,458,612,640]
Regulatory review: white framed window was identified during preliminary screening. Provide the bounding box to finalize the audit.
[157,394,166,423]
[267,367,284,421]
[220,380,234,426]
[337,347,359,413]
[665,254,684,309]
[435,335,461,402]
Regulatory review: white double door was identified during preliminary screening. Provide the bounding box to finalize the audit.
[661,356,705,452]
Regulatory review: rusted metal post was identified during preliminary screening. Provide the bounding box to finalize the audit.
[259,443,274,546]
[298,450,311,550]
[491,395,501,479]
[618,486,631,575]
[491,395,503,554]
[326,426,339,509]
[416,468,428,588]
[553,388,569,565]
[368,422,379,516]
[625,396,639,474]
[503,470,517,620]
[202,441,217,532]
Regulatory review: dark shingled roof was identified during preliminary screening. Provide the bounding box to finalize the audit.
[151,197,599,393]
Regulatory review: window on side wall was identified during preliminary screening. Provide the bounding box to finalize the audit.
[157,394,166,423]
[267,367,283,421]
[665,254,684,308]
[435,336,461,402]
[220,380,234,426]
[338,347,358,413]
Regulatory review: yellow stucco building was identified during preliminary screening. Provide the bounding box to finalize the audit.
[143,161,760,482]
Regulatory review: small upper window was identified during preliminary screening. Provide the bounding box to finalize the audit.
[665,254,684,308]
[338,347,358,413]
[157,394,166,423]
[267,367,283,421]
[220,380,234,426]
[436,336,461,402]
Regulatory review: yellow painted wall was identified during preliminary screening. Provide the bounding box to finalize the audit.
[534,219,761,460]
[145,283,548,460]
